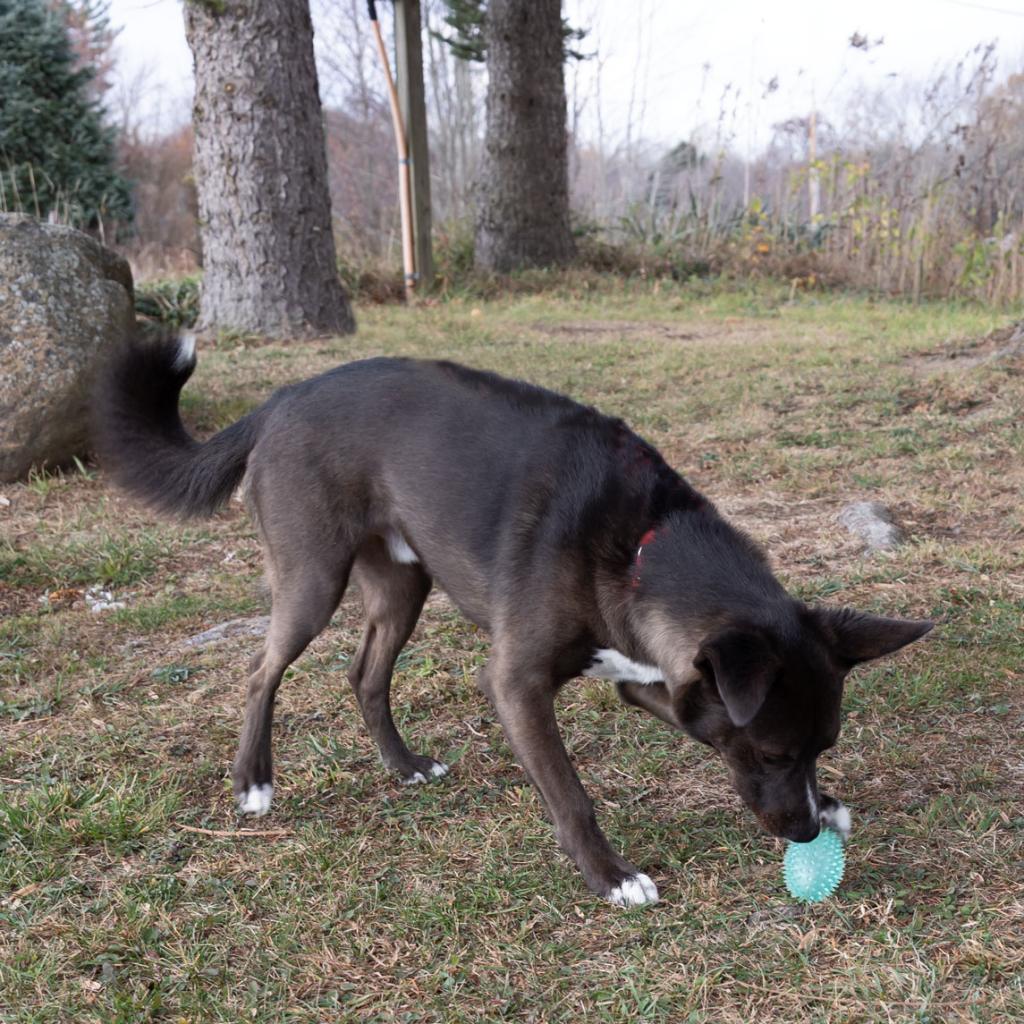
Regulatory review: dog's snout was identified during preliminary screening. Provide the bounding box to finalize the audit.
[783,820,821,843]
[757,812,821,843]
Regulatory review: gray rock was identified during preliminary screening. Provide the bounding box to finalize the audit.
[838,501,904,552]
[0,213,135,482]
[185,616,270,649]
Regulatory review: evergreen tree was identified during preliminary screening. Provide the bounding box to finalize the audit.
[49,0,120,102]
[433,0,486,63]
[0,0,131,227]
[433,0,587,64]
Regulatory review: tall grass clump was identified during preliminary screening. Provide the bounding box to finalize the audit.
[576,44,1024,305]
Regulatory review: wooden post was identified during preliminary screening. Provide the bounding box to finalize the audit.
[369,3,415,300]
[394,0,434,291]
[808,107,820,222]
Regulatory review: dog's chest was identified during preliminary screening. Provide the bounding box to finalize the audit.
[582,649,663,684]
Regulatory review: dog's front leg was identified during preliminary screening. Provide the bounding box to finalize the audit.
[486,652,658,907]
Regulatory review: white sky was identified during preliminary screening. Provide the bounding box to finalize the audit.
[108,0,1024,152]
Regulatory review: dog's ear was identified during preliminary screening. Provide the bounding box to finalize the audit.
[816,608,933,664]
[616,681,681,729]
[694,628,778,727]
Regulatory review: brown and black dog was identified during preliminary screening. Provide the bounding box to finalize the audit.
[95,334,931,906]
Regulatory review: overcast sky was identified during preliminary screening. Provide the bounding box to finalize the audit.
[108,0,1024,152]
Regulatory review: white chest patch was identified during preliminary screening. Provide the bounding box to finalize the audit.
[583,649,663,684]
[386,530,419,564]
[173,332,196,371]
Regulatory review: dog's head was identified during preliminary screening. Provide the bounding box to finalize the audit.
[618,607,932,841]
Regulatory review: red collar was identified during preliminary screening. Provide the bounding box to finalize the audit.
[631,528,658,589]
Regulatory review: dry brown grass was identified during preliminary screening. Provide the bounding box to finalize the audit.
[1,286,1022,1022]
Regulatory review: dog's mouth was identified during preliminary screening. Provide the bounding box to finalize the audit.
[720,753,852,844]
[754,799,852,843]
[760,814,821,843]
[725,767,823,842]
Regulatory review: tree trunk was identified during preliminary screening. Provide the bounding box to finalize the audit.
[475,0,574,272]
[183,0,354,336]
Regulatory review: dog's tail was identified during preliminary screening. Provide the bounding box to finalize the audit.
[93,330,264,519]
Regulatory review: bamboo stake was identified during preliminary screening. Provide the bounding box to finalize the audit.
[368,0,416,301]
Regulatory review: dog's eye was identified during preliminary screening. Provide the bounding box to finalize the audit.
[760,752,796,768]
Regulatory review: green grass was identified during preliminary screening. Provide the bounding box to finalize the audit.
[1,284,1022,1022]
[0,529,178,590]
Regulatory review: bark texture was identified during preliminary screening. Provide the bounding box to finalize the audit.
[475,0,574,272]
[183,0,354,336]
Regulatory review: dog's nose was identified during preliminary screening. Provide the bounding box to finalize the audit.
[756,812,822,843]
[783,820,821,843]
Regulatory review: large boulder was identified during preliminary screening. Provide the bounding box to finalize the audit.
[0,213,134,482]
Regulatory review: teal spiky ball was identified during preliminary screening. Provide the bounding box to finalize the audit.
[783,827,846,903]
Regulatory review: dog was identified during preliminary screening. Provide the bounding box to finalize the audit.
[95,333,932,907]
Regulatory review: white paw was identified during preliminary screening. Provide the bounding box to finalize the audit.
[583,649,663,684]
[821,801,851,840]
[238,783,273,815]
[402,761,449,785]
[607,872,659,907]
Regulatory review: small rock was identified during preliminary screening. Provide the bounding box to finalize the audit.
[185,616,270,649]
[838,501,904,552]
[84,585,126,612]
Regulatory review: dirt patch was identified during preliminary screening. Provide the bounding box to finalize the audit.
[535,319,699,342]
[713,490,1001,583]
[906,320,1024,375]
[715,494,859,574]
[0,580,44,618]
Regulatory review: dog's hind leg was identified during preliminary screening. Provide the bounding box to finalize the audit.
[234,557,351,815]
[348,537,445,784]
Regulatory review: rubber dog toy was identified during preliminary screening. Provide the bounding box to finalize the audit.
[783,827,846,902]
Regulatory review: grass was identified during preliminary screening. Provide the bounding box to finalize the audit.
[1,282,1022,1022]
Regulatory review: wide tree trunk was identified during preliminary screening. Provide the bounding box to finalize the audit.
[475,0,574,272]
[183,0,354,336]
